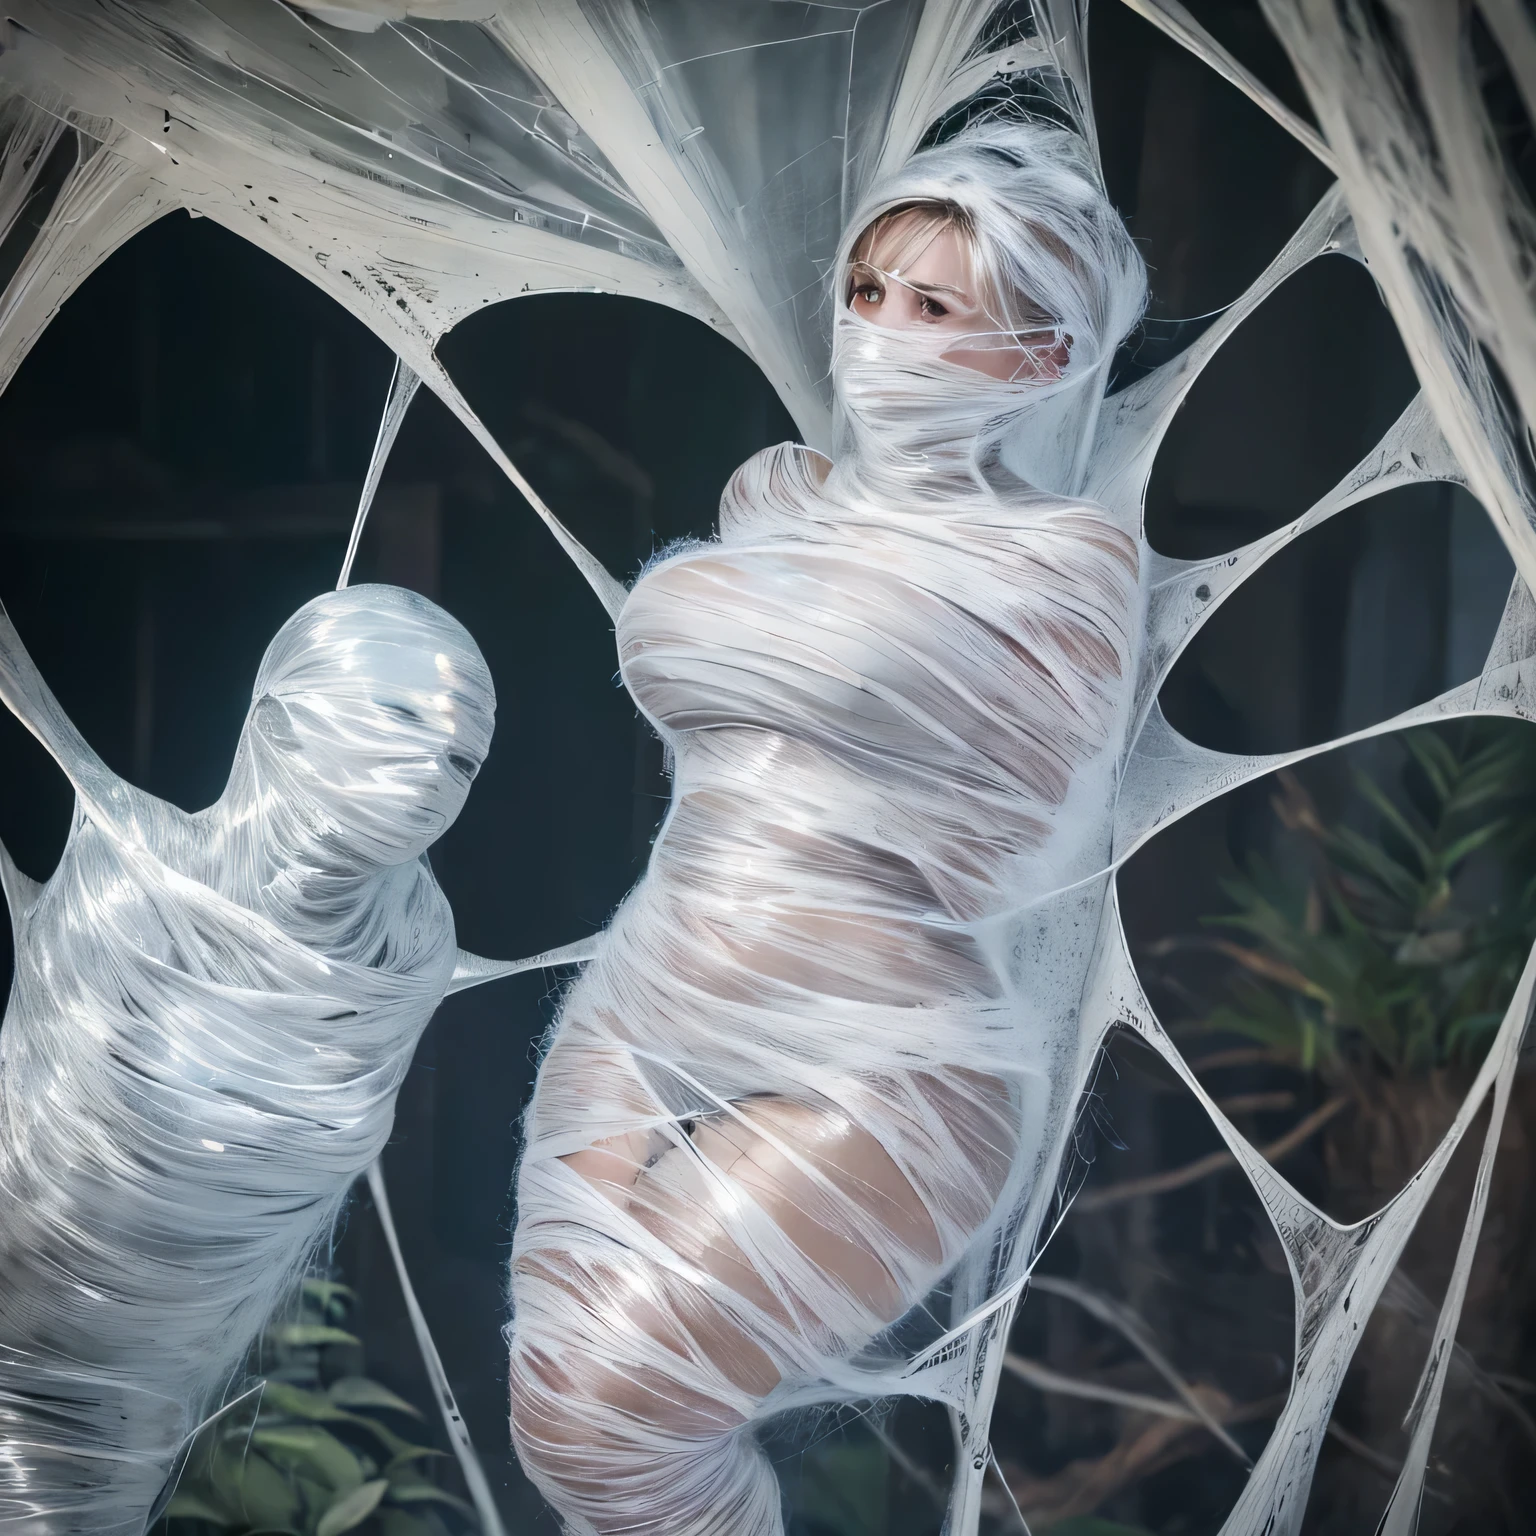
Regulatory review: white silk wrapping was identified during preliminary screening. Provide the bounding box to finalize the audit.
[507,123,1149,1536]
[0,585,494,1531]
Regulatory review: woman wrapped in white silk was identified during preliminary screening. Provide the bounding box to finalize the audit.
[508,121,1149,1536]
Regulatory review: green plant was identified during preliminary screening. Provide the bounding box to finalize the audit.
[1178,723,1536,1081]
[156,1278,478,1536]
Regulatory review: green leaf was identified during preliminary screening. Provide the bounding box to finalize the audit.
[163,1489,236,1523]
[293,1476,334,1516]
[1439,818,1510,869]
[385,1485,477,1518]
[378,1513,437,1536]
[1405,730,1457,801]
[301,1280,357,1309]
[207,1445,303,1526]
[327,1376,425,1419]
[1354,773,1434,871]
[267,1324,362,1349]
[315,1479,389,1536]
[1330,827,1423,910]
[1447,1009,1503,1055]
[251,1426,365,1494]
[262,1382,355,1423]
[385,1448,448,1480]
[258,1381,423,1462]
[344,1413,419,1461]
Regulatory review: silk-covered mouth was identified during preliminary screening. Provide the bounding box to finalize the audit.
[835,298,1069,370]
[832,308,1053,461]
[830,307,1109,500]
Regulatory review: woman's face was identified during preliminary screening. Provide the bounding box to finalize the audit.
[847,223,1070,384]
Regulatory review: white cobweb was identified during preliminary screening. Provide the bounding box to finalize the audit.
[1,2,1534,1533]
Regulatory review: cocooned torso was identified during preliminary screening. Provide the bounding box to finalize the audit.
[509,440,1138,1536]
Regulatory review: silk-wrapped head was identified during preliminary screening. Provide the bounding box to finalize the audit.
[235,584,495,873]
[831,119,1148,500]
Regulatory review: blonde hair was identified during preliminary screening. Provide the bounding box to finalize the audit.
[850,200,972,280]
[848,198,1060,335]
[835,121,1147,374]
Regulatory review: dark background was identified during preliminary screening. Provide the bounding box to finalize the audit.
[0,2,1515,1531]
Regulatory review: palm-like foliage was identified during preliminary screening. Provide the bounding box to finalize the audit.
[1187,724,1536,1079]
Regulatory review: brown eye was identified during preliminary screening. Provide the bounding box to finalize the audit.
[919,296,949,319]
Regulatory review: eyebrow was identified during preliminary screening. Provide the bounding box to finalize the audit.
[854,263,969,298]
